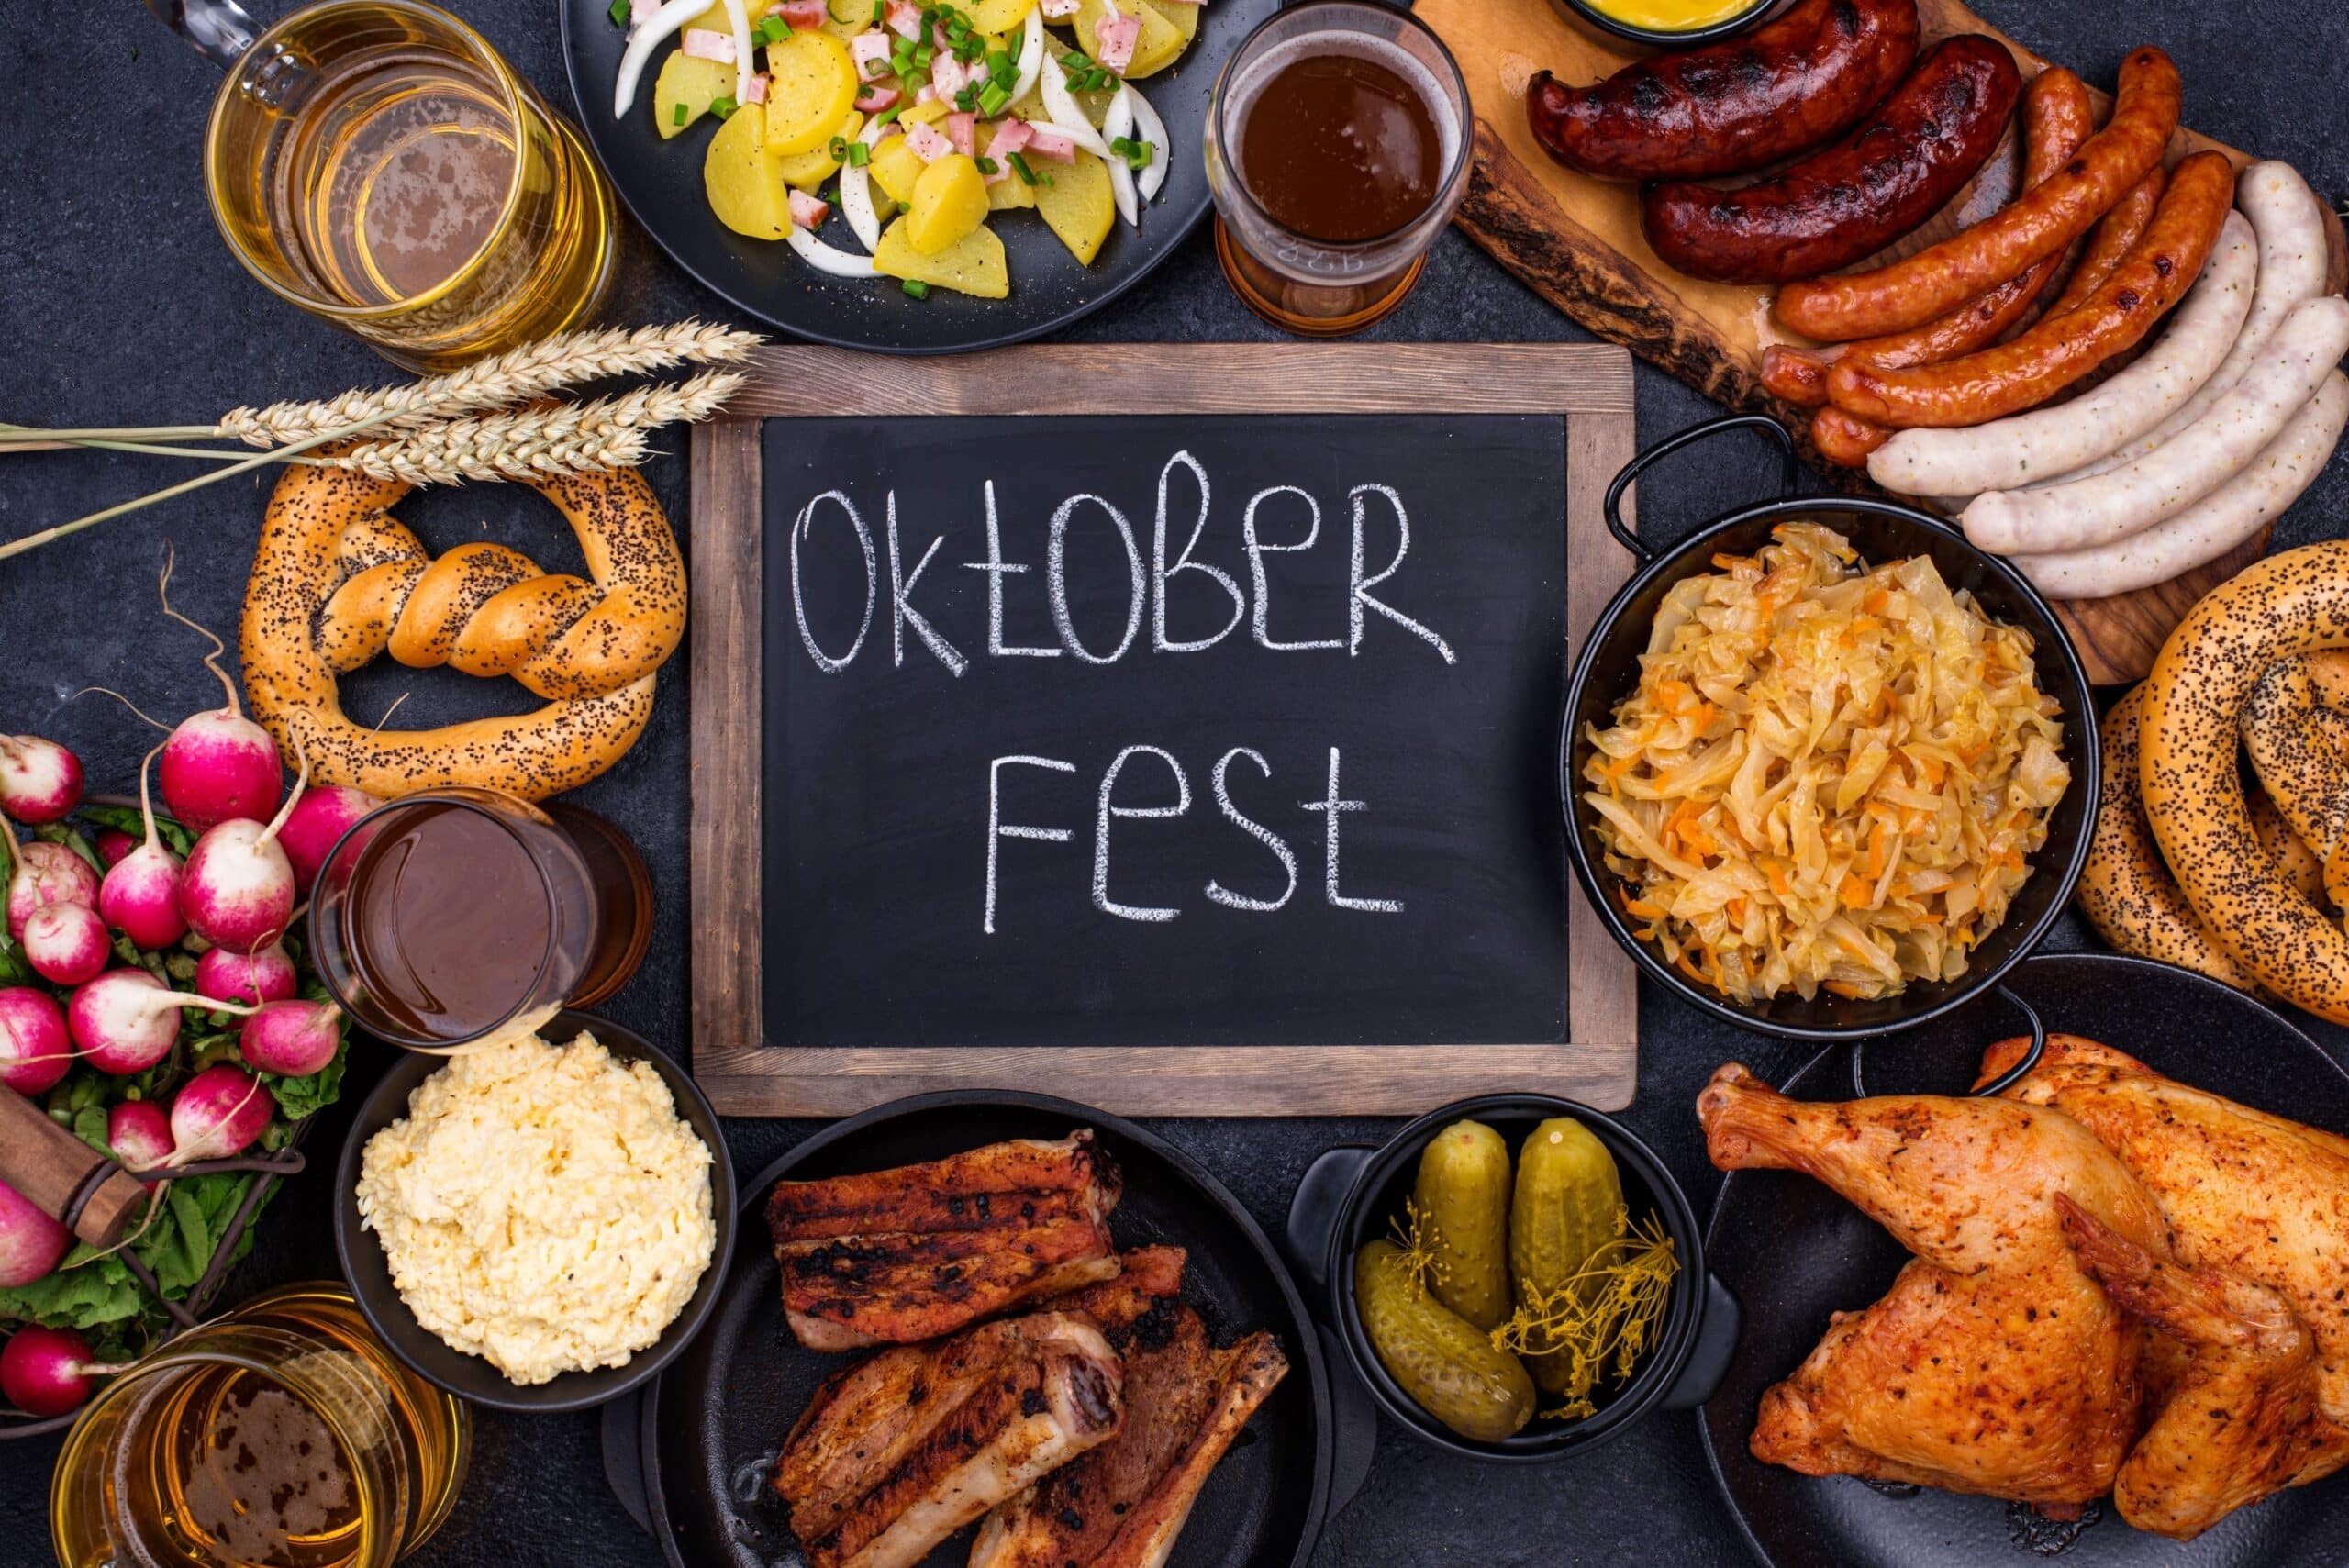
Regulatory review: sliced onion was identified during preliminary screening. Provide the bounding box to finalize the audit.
[720,0,755,105]
[1125,79,1169,201]
[787,224,880,278]
[1040,55,1112,157]
[841,118,889,252]
[1104,87,1139,228]
[615,0,701,117]
[1008,5,1045,106]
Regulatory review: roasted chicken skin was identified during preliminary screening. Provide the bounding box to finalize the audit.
[768,1132,1123,1351]
[774,1311,1125,1568]
[1698,1062,2167,1511]
[974,1251,1290,1568]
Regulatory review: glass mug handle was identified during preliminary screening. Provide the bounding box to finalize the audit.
[143,0,305,106]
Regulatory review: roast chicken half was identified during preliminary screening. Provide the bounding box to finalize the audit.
[1701,1039,2349,1542]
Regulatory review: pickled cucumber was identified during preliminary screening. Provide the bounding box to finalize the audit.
[1509,1117,1625,1396]
[1355,1240,1535,1442]
[1411,1118,1513,1330]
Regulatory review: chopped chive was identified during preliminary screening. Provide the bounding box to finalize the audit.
[1108,135,1153,172]
[1058,49,1089,69]
[953,86,975,110]
[674,101,689,126]
[985,49,1012,78]
[875,104,905,126]
[872,0,884,18]
[914,43,934,66]
[608,0,629,26]
[846,139,872,165]
[974,154,998,174]
[902,279,931,298]
[1009,150,1050,186]
[710,94,739,117]
[976,81,1010,116]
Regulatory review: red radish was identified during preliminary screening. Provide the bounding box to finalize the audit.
[238,999,342,1077]
[68,969,251,1076]
[195,942,298,1013]
[22,902,110,986]
[273,783,379,897]
[0,987,71,1095]
[6,831,101,942]
[100,747,187,951]
[0,1178,70,1288]
[156,561,282,835]
[0,1326,128,1418]
[164,1064,273,1164]
[95,829,137,867]
[0,735,82,825]
[106,1100,175,1171]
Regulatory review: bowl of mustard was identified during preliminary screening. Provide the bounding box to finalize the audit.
[1547,0,1782,50]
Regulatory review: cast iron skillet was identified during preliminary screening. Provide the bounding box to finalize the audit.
[1702,952,2349,1567]
[557,0,1279,354]
[623,1091,1341,1568]
[1561,414,2100,1040]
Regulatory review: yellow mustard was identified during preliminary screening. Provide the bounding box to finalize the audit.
[1584,0,1761,31]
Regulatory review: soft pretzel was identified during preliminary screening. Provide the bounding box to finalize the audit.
[239,463,685,801]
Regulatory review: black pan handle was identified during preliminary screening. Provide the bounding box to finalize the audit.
[1658,1273,1742,1411]
[1317,1325,1383,1519]
[1604,414,1801,566]
[1285,1144,1373,1297]
[602,1387,654,1536]
[1849,984,2046,1099]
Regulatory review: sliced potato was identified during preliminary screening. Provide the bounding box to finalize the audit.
[1074,0,1186,79]
[875,216,1009,296]
[1032,149,1114,264]
[772,106,865,189]
[907,153,990,254]
[867,134,926,205]
[1145,0,1197,51]
[676,0,729,33]
[979,123,1037,209]
[764,28,859,155]
[705,102,786,239]
[899,96,952,126]
[819,0,875,41]
[961,0,1037,33]
[653,49,736,139]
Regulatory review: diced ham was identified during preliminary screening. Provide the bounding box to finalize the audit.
[850,28,893,76]
[854,81,900,110]
[930,52,965,95]
[915,82,937,104]
[772,0,829,26]
[1039,0,1080,17]
[946,111,976,156]
[681,27,738,62]
[742,72,770,102]
[904,119,956,161]
[788,189,830,230]
[1020,121,1077,161]
[885,0,922,39]
[931,21,952,53]
[1093,11,1141,73]
[988,118,1034,158]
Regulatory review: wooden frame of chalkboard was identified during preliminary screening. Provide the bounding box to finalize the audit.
[687,343,1640,1117]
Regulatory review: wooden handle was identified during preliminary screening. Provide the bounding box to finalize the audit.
[0,1087,149,1250]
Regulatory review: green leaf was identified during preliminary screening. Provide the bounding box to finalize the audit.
[34,822,105,877]
[0,1255,144,1332]
[0,934,30,988]
[72,1103,109,1157]
[268,1030,350,1123]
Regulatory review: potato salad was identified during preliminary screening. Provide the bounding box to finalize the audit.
[612,0,1192,298]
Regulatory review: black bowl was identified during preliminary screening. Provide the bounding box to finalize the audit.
[1286,1093,1739,1462]
[1545,0,1779,51]
[1561,415,2100,1041]
[333,1010,736,1414]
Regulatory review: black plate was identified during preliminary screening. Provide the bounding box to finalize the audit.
[333,1010,738,1414]
[640,1091,1332,1568]
[1701,953,2349,1567]
[558,0,1277,353]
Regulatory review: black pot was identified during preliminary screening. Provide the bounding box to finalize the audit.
[1544,0,1782,52]
[1285,1093,1738,1462]
[1561,415,2101,1041]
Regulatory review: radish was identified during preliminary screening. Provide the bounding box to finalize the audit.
[68,969,251,1076]
[100,747,187,951]
[178,789,306,953]
[0,987,71,1095]
[195,942,298,1013]
[0,1178,70,1288]
[163,1064,273,1164]
[273,784,380,897]
[22,902,110,986]
[157,562,283,835]
[106,1100,175,1171]
[238,999,342,1077]
[1,1326,129,1418]
[0,735,82,825]
[6,830,101,941]
[94,828,137,867]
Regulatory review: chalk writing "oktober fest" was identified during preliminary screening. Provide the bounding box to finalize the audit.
[784,450,1456,935]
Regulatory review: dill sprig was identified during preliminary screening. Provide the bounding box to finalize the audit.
[1492,1212,1679,1420]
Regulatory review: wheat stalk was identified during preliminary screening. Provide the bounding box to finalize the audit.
[210,322,763,449]
[306,370,742,484]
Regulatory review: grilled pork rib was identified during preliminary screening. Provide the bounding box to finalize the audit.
[973,1251,1291,1568]
[775,1312,1125,1568]
[768,1132,1123,1351]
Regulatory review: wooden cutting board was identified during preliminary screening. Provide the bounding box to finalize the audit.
[1420,0,2349,684]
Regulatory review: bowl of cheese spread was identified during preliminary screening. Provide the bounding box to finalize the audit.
[335,1012,736,1412]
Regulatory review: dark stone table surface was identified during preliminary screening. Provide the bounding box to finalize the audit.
[3,2,2344,1563]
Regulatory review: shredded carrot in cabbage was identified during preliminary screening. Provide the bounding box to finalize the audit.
[1583,523,2069,1005]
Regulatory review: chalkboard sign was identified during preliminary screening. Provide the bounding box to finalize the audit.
[688,345,1639,1117]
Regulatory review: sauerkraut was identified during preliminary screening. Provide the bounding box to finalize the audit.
[1583,523,2069,1004]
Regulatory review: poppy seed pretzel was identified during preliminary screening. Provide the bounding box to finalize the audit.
[240,463,686,802]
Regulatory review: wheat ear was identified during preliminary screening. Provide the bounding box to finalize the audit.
[306,370,744,484]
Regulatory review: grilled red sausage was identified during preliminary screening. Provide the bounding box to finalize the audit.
[1526,0,1920,183]
[1640,36,2021,285]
